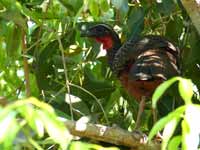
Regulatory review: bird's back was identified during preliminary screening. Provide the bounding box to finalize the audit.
[115,35,180,101]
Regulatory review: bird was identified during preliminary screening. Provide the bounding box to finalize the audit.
[80,23,180,130]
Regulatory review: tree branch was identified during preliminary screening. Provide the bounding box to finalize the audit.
[22,30,31,97]
[64,120,160,150]
[181,0,200,35]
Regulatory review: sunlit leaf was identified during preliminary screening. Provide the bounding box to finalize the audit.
[182,104,200,150]
[162,118,180,150]
[37,109,72,149]
[149,106,185,140]
[152,77,179,108]
[178,78,193,104]
[89,0,99,17]
[3,118,20,150]
[0,112,17,142]
[34,110,45,138]
[17,105,37,131]
[168,136,181,150]
[181,119,189,150]
[100,0,109,12]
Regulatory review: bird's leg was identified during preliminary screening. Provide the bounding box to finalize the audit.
[131,96,147,143]
[134,96,146,129]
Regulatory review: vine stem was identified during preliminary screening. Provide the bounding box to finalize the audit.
[57,36,74,121]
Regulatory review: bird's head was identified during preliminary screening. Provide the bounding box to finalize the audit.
[81,24,120,50]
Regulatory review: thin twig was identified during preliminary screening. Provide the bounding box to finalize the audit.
[68,83,109,124]
[57,36,74,120]
[54,80,109,124]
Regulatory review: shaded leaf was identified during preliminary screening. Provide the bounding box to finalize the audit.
[0,9,27,31]
[104,89,120,114]
[166,16,183,43]
[5,23,22,57]
[156,0,176,15]
[127,6,144,38]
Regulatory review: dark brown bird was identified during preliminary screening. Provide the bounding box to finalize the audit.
[81,23,180,129]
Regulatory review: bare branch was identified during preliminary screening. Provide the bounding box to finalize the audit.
[64,120,161,150]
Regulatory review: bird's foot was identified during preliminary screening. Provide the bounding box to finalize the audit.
[154,132,163,143]
[131,130,148,144]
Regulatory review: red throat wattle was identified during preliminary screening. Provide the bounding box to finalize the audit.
[95,36,113,50]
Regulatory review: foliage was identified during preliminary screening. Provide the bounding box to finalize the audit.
[149,77,200,150]
[0,97,72,150]
[0,0,200,149]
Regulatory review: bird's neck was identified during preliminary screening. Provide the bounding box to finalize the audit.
[105,36,122,69]
[94,32,121,70]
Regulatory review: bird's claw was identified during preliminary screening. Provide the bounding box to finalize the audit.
[131,130,148,144]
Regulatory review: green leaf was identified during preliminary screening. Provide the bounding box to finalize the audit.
[162,118,180,150]
[89,0,99,17]
[178,78,193,104]
[65,94,90,116]
[168,136,181,150]
[100,0,109,12]
[34,112,45,138]
[0,10,27,32]
[152,77,179,108]
[181,119,189,150]
[3,118,20,150]
[21,5,42,25]
[0,111,17,143]
[111,0,128,21]
[5,23,22,57]
[183,104,200,150]
[166,16,183,43]
[148,106,185,140]
[156,0,176,15]
[37,109,72,149]
[104,89,121,114]
[83,67,115,98]
[127,6,144,38]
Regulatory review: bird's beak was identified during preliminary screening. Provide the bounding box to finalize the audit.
[80,30,96,37]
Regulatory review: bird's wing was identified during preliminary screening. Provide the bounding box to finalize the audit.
[112,35,180,76]
[128,49,180,81]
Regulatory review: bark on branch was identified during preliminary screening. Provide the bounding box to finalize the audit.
[181,0,200,35]
[64,120,160,150]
